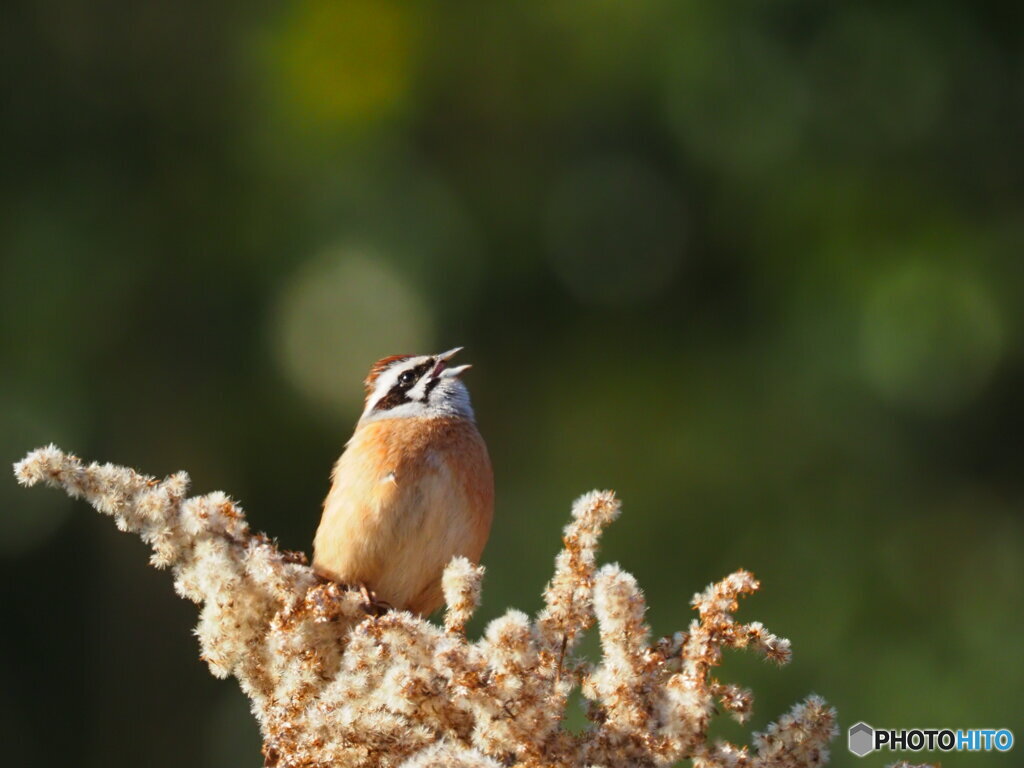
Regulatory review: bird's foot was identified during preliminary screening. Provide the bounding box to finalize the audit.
[357,583,393,617]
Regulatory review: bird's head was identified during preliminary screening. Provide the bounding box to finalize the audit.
[360,347,475,423]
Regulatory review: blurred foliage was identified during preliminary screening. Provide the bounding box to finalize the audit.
[2,1,1023,767]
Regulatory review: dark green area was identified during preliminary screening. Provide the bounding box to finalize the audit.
[2,1,1022,766]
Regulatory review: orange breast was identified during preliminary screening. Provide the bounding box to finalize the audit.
[312,416,493,615]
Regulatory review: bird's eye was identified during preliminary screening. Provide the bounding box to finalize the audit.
[398,371,416,386]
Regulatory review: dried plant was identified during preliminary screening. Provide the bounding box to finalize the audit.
[14,445,837,768]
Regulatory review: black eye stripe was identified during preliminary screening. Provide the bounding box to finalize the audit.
[373,389,409,412]
[396,361,433,389]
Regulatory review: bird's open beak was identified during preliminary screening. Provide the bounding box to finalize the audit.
[431,347,471,378]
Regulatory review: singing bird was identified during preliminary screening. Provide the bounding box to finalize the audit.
[313,348,494,616]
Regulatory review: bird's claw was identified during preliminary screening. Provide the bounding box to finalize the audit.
[357,583,392,617]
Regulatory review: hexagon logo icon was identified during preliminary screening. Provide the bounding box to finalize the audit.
[848,722,874,757]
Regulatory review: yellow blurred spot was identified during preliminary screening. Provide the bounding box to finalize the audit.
[272,248,434,416]
[268,0,416,126]
[861,262,1002,413]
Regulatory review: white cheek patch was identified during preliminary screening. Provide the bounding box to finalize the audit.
[407,375,431,401]
[361,400,431,423]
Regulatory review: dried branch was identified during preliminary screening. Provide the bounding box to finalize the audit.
[14,445,837,767]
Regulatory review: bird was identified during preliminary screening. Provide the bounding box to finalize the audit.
[313,347,494,616]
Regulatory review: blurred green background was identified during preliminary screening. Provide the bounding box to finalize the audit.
[2,1,1022,766]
